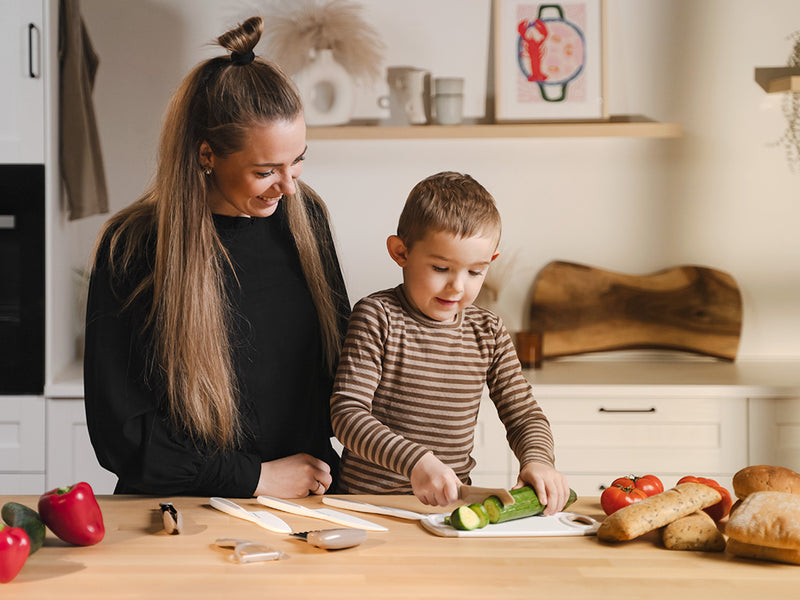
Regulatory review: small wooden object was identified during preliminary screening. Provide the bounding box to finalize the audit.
[515,331,542,369]
[529,261,742,361]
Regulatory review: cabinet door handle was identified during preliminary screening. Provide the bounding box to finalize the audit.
[28,23,41,79]
[598,407,657,414]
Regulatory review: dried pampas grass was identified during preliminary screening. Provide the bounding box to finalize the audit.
[262,0,385,82]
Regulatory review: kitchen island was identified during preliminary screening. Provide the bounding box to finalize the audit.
[1,494,797,599]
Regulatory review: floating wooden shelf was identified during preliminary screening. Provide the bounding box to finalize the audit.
[306,115,682,140]
[755,67,800,93]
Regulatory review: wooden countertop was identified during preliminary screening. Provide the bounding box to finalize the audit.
[2,494,798,598]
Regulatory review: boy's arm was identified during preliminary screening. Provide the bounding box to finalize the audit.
[486,321,555,468]
[330,298,430,478]
[487,319,569,513]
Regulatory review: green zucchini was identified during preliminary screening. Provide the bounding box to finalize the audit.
[2,501,46,553]
[482,486,578,524]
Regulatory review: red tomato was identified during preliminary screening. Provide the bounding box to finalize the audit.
[677,475,733,522]
[600,485,648,515]
[610,474,664,497]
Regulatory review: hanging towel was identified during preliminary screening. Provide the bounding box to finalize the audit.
[59,0,109,220]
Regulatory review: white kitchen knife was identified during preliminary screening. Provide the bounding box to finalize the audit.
[257,495,388,532]
[209,497,292,534]
[322,496,431,521]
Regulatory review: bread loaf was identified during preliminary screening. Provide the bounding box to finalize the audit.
[661,511,725,552]
[727,538,800,566]
[732,465,800,499]
[597,483,721,543]
[725,491,800,550]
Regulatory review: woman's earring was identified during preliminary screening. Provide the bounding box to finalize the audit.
[204,167,213,176]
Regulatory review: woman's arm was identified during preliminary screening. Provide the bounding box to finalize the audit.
[83,246,261,497]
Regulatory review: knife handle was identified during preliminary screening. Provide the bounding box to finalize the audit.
[306,528,367,549]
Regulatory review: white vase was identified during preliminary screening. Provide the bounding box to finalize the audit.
[293,49,354,126]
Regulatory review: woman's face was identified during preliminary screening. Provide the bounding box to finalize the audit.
[201,116,307,218]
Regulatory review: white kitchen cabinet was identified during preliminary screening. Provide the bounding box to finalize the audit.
[471,392,745,496]
[470,360,800,498]
[45,398,117,494]
[0,395,45,493]
[747,396,800,473]
[535,394,746,495]
[0,0,45,163]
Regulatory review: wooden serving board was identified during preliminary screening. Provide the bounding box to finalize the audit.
[529,261,742,361]
[419,512,600,537]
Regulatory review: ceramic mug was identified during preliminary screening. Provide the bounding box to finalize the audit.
[433,77,465,125]
[378,66,431,125]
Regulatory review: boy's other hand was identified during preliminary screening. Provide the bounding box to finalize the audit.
[515,462,570,516]
[410,451,461,506]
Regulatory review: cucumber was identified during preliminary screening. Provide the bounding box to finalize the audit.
[2,501,46,553]
[482,486,578,524]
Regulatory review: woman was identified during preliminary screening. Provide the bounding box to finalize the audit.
[83,17,350,497]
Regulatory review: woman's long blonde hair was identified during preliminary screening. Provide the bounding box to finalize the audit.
[94,17,344,450]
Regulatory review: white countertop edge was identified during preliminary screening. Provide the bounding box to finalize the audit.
[44,358,800,400]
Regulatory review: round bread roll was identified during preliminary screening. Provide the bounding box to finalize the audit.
[732,465,800,499]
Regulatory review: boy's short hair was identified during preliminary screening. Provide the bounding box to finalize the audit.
[397,171,502,248]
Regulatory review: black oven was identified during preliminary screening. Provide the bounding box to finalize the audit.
[0,164,45,394]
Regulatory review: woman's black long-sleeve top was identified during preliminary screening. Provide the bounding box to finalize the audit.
[83,200,349,496]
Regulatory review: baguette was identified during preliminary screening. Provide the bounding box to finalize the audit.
[726,538,800,566]
[597,482,721,543]
[732,465,800,499]
[661,510,725,552]
[725,491,800,550]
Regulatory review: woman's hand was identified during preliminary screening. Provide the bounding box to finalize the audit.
[255,453,332,497]
[409,452,461,506]
[515,462,570,516]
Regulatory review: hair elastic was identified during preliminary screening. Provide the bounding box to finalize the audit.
[230,50,255,66]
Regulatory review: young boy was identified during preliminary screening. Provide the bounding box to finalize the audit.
[330,172,569,513]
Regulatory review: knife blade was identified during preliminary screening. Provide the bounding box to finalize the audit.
[209,497,292,534]
[256,495,388,532]
[322,496,431,521]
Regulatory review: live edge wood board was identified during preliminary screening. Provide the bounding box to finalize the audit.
[529,261,743,361]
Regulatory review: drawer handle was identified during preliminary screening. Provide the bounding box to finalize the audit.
[598,407,656,414]
[28,23,41,79]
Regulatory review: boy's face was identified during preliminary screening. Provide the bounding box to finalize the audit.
[387,230,499,322]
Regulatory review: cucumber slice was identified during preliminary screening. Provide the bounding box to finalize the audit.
[468,503,489,528]
[449,505,483,530]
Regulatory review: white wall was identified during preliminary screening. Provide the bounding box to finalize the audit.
[71,0,800,360]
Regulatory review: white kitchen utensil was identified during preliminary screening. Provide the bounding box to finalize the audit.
[321,496,432,521]
[214,538,287,563]
[209,497,292,534]
[290,528,367,550]
[256,496,388,532]
[420,512,600,538]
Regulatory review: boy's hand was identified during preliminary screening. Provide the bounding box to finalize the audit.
[515,462,570,516]
[410,452,461,506]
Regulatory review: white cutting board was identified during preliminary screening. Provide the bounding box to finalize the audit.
[420,512,600,538]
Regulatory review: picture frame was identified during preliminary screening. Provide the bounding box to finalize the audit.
[493,0,606,121]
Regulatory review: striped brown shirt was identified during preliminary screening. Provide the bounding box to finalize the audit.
[331,286,554,494]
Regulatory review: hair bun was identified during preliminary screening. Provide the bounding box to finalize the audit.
[218,16,263,57]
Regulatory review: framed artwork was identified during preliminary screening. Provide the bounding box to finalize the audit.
[494,0,606,121]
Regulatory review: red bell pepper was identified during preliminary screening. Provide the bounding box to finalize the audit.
[0,526,30,583]
[38,482,105,546]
